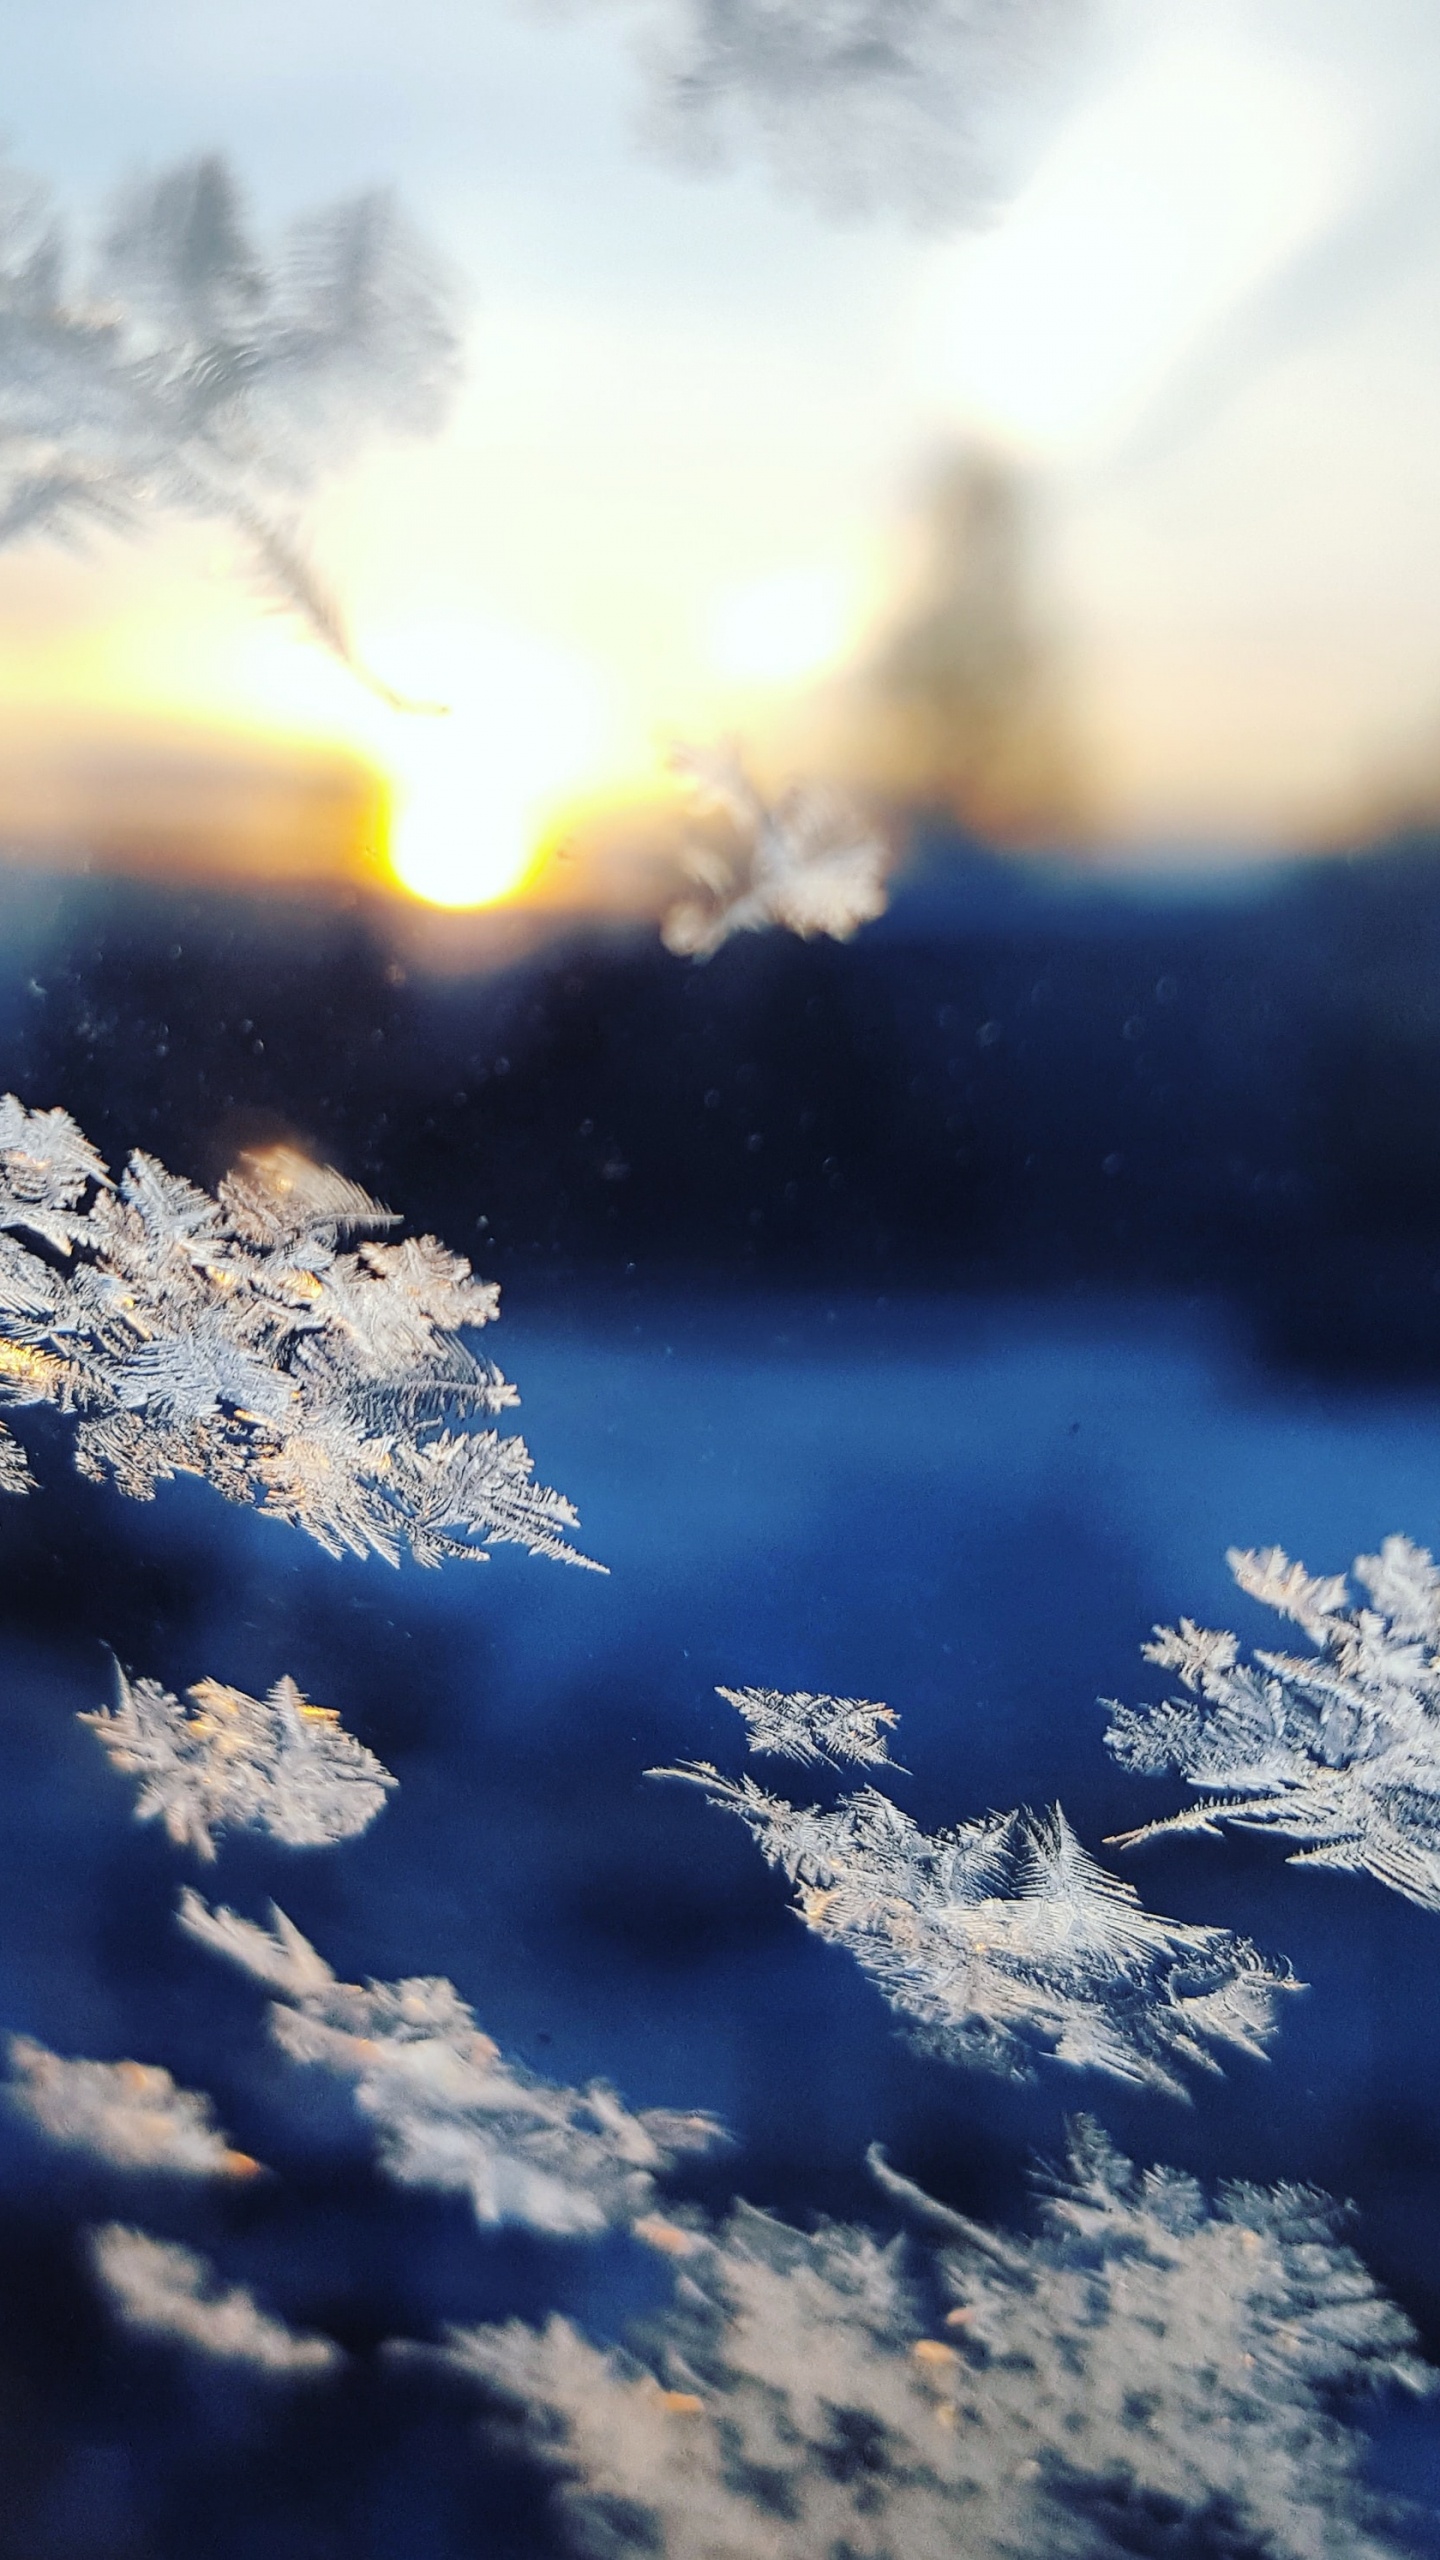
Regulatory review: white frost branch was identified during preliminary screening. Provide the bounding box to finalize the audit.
[718,1683,902,1768]
[661,742,889,958]
[178,1892,725,2236]
[0,152,460,705]
[83,1665,395,1859]
[431,2119,1427,2560]
[0,1098,595,1571]
[8,2036,261,2178]
[1106,1536,1440,1911]
[605,0,1086,227]
[654,1759,1298,2095]
[90,2226,340,2374]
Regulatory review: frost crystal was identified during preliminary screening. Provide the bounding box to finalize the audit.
[433,2121,1426,2560]
[0,152,458,704]
[82,1664,396,1859]
[620,0,1084,227]
[90,2226,340,2374]
[661,743,888,957]
[178,1893,725,2236]
[8,2036,260,2177]
[0,1099,594,1571]
[655,1761,1297,2094]
[718,1683,902,1768]
[1105,1537,1440,1912]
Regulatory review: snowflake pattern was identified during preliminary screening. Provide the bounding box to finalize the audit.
[623,0,1083,226]
[8,2037,261,2177]
[82,1664,396,1858]
[654,1757,1298,2094]
[91,2226,340,2374]
[432,2120,1427,2560]
[661,742,889,957]
[717,1683,902,1769]
[178,1892,726,2236]
[0,1098,594,1570]
[1105,1537,1440,1911]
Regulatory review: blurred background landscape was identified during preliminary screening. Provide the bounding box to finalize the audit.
[13,0,1440,902]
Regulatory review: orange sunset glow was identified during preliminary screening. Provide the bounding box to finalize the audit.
[7,1,1440,906]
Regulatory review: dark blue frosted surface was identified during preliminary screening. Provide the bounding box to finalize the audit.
[0,1281,1438,2551]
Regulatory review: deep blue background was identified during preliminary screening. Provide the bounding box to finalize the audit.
[0,840,1439,2552]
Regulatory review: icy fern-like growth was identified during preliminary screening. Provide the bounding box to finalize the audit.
[0,152,458,705]
[178,1892,725,2236]
[1105,1537,1440,1912]
[433,2120,1425,2560]
[655,1757,1297,2094]
[83,1664,395,1858]
[661,742,889,957]
[8,2037,260,2177]
[718,1683,902,1769]
[91,2227,339,2373]
[611,0,1084,227]
[0,1098,592,1570]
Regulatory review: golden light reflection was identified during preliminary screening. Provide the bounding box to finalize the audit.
[14,574,629,906]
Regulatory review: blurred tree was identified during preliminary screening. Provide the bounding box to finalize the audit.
[844,445,1090,847]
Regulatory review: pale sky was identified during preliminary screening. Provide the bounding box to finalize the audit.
[6,0,1440,898]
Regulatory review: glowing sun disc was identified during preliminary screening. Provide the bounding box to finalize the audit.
[377,617,608,909]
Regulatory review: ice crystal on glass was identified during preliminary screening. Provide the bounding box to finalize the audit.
[656,1758,1297,2094]
[661,743,888,957]
[91,2227,340,2373]
[0,1099,593,1570]
[435,2120,1425,2560]
[178,1893,725,2236]
[0,153,458,703]
[626,0,1084,227]
[718,1683,902,1768]
[82,1665,396,1858]
[8,2037,260,2177]
[1106,1537,1440,1911]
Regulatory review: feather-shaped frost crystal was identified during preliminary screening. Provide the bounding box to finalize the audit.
[91,2226,340,2374]
[0,153,459,704]
[661,742,889,957]
[1105,1536,1440,1911]
[654,1761,1298,2094]
[0,1099,595,1570]
[619,0,1084,228]
[8,2036,260,2177]
[178,1892,725,2236]
[431,2119,1427,2560]
[81,1666,396,1858]
[718,1683,902,1768]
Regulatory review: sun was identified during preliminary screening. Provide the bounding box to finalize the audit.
[387,717,551,908]
[377,618,610,909]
